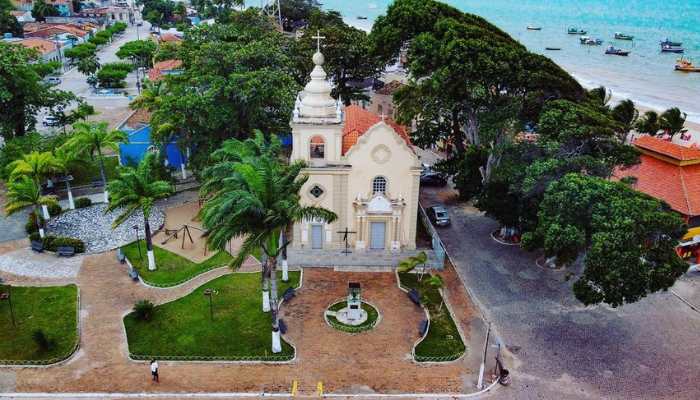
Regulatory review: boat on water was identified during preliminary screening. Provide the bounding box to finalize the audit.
[614,32,635,40]
[527,24,542,30]
[605,46,630,56]
[675,59,700,72]
[567,27,586,34]
[357,15,368,19]
[661,45,684,53]
[368,3,377,8]
[580,36,603,45]
[660,38,682,47]
[545,47,561,51]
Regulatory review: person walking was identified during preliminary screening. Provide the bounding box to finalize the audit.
[150,358,159,382]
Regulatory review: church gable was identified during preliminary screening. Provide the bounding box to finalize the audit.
[342,105,413,155]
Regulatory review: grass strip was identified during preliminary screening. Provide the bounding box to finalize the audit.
[326,301,379,329]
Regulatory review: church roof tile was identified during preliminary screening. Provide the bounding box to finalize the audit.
[342,105,412,155]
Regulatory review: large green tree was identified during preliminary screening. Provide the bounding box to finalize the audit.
[0,0,15,12]
[520,173,688,307]
[200,155,336,353]
[660,107,687,140]
[31,0,59,22]
[64,121,129,202]
[116,40,158,68]
[0,43,74,139]
[106,152,174,270]
[0,10,22,37]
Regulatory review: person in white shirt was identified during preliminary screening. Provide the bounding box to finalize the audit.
[150,358,159,382]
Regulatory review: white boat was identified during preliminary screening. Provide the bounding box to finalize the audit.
[368,3,378,8]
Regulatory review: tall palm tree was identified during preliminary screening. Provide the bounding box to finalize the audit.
[200,132,283,311]
[53,147,88,210]
[634,110,661,137]
[199,157,337,353]
[660,107,688,140]
[397,251,429,281]
[64,121,129,203]
[105,153,174,270]
[7,151,63,220]
[129,80,167,112]
[588,86,611,108]
[612,99,638,139]
[428,273,445,312]
[4,176,56,238]
[76,53,101,78]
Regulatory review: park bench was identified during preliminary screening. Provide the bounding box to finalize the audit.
[419,319,428,337]
[282,287,295,302]
[91,178,104,187]
[129,268,139,281]
[279,318,288,334]
[116,248,126,263]
[56,246,75,257]
[30,240,44,253]
[407,289,421,305]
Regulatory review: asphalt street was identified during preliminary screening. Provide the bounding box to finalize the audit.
[417,149,700,399]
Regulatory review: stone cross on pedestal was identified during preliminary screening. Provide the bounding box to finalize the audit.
[312,30,325,52]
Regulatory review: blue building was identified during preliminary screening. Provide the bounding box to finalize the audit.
[118,110,188,169]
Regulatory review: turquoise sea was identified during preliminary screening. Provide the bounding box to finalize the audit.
[249,0,700,122]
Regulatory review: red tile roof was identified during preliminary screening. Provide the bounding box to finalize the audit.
[375,80,404,95]
[17,38,57,56]
[615,154,700,216]
[342,105,412,155]
[633,136,700,161]
[159,33,183,42]
[10,10,26,16]
[153,59,182,71]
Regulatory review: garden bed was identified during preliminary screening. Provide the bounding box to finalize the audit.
[325,300,379,332]
[124,271,300,361]
[398,272,465,361]
[0,284,79,365]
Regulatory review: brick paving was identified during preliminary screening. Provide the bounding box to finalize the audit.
[0,247,484,396]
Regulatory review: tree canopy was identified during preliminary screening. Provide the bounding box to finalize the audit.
[0,10,22,37]
[116,40,158,68]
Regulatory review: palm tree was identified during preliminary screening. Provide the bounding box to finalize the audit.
[612,99,638,139]
[129,80,167,112]
[64,121,129,203]
[76,53,101,78]
[397,251,429,281]
[4,176,56,238]
[200,132,283,311]
[634,110,661,137]
[588,86,611,108]
[31,0,58,22]
[660,107,688,140]
[7,151,63,220]
[428,273,445,312]
[53,147,88,210]
[105,153,174,270]
[199,156,337,353]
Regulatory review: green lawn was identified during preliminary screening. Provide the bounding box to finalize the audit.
[122,240,234,286]
[69,156,119,186]
[124,271,300,359]
[327,301,379,329]
[398,273,466,360]
[0,285,78,363]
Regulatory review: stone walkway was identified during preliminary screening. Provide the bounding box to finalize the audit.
[0,247,486,396]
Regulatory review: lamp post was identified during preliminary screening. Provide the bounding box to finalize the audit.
[1,292,15,327]
[204,288,213,322]
[133,224,142,259]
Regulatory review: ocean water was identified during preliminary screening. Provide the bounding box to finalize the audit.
[248,0,700,122]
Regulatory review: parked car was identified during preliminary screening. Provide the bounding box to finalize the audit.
[42,115,60,126]
[420,172,447,187]
[46,77,61,85]
[426,205,451,227]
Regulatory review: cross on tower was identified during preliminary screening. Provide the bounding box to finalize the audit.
[312,30,325,53]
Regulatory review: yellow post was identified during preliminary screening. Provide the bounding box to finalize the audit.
[292,380,298,396]
[317,381,323,396]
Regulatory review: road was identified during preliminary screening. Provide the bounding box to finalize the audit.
[417,148,700,399]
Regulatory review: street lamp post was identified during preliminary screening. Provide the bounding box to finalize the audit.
[204,288,213,321]
[1,292,15,327]
[133,224,142,259]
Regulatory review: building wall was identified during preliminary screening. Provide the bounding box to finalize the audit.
[118,126,187,167]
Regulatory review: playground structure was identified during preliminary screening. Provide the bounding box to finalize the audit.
[160,224,211,256]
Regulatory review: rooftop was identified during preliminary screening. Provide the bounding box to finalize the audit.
[342,105,412,155]
[633,135,700,162]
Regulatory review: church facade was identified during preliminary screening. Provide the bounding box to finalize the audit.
[289,51,422,254]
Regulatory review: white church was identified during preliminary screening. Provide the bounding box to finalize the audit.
[289,49,423,255]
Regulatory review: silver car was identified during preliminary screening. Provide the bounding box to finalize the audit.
[427,206,451,227]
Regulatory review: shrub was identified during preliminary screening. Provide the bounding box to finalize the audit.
[133,300,155,321]
[97,68,128,88]
[88,36,108,46]
[160,23,170,30]
[96,30,112,40]
[39,234,86,253]
[28,231,40,242]
[32,329,57,352]
[176,22,189,32]
[47,201,62,217]
[102,62,134,73]
[26,219,39,235]
[74,197,92,209]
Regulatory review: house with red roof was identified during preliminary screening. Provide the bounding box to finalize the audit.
[614,136,700,264]
[289,51,421,256]
[145,59,182,82]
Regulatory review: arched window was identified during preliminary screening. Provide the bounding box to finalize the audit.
[147,145,160,155]
[372,176,387,196]
[310,136,325,159]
